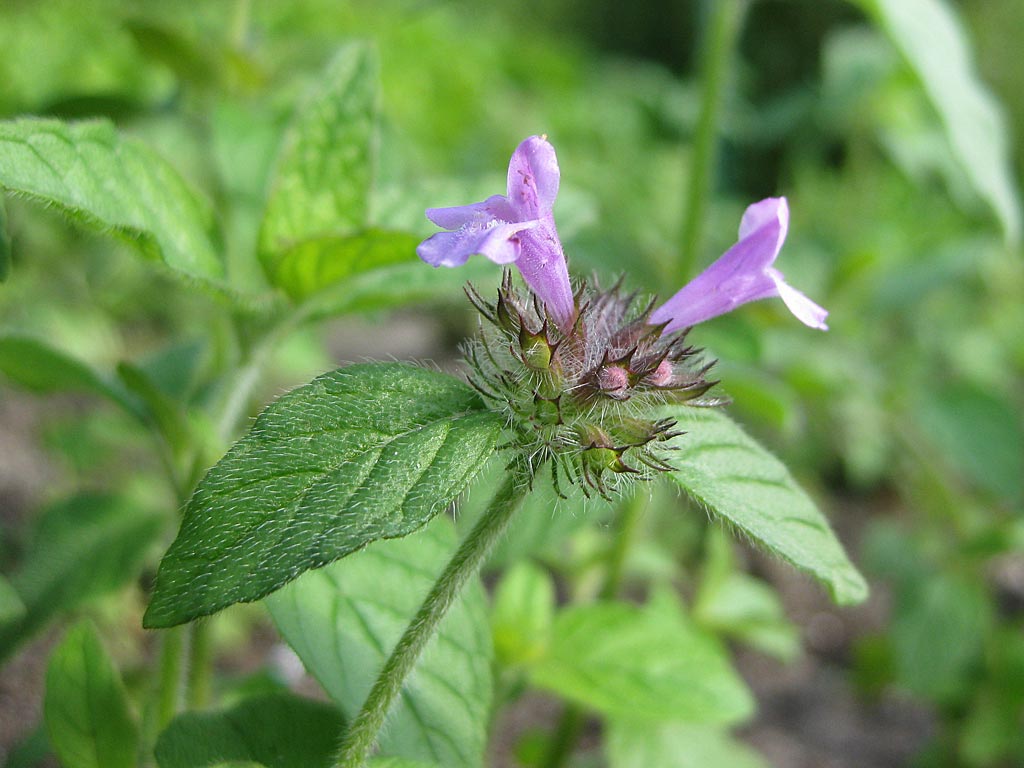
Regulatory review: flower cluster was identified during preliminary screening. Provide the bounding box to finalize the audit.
[418,136,828,495]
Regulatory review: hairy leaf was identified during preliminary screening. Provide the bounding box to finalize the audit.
[260,44,415,299]
[267,517,492,768]
[44,622,139,768]
[0,494,163,662]
[145,363,502,627]
[0,118,224,283]
[662,406,868,605]
[154,693,344,768]
[853,0,1021,243]
[531,589,753,723]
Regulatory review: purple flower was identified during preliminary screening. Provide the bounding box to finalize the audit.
[650,197,828,333]
[417,135,576,331]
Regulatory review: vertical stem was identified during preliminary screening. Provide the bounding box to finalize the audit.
[678,0,750,280]
[186,622,213,709]
[333,462,532,768]
[540,489,648,768]
[155,627,185,729]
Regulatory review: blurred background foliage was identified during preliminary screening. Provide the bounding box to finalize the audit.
[1,0,1022,766]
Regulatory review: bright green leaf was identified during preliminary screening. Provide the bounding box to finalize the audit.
[267,517,492,768]
[0,494,163,662]
[144,363,502,628]
[662,406,868,606]
[0,118,224,284]
[259,44,415,299]
[154,693,344,768]
[44,622,139,768]
[0,574,25,626]
[0,334,140,417]
[0,196,10,282]
[606,720,768,768]
[852,0,1022,243]
[491,561,555,668]
[531,589,753,723]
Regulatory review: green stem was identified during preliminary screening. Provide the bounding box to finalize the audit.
[678,0,750,281]
[540,489,648,768]
[186,622,213,709]
[155,626,186,729]
[333,462,532,768]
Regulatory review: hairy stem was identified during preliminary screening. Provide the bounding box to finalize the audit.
[333,461,531,767]
[678,0,750,280]
[540,489,648,768]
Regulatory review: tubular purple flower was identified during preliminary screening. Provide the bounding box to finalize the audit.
[416,136,576,331]
[650,197,829,333]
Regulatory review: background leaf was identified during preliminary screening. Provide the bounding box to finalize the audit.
[531,588,754,724]
[154,693,344,768]
[0,574,25,626]
[259,43,416,299]
[144,363,502,628]
[0,118,224,284]
[0,494,163,662]
[266,517,493,768]
[0,334,140,417]
[44,622,139,768]
[0,196,10,282]
[852,0,1022,243]
[662,406,868,606]
[491,561,555,668]
[606,720,768,768]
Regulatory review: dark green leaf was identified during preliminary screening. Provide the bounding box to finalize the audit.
[0,574,24,626]
[267,517,492,768]
[44,622,139,768]
[0,334,140,417]
[531,588,753,723]
[853,0,1021,243]
[0,494,163,662]
[662,406,868,606]
[259,44,414,299]
[606,720,767,768]
[154,693,344,768]
[116,361,191,455]
[0,196,10,282]
[144,363,502,627]
[0,118,224,284]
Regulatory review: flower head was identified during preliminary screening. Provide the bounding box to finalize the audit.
[417,136,575,331]
[650,197,828,333]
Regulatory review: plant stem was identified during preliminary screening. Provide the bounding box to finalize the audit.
[678,0,750,281]
[155,626,185,729]
[540,489,648,768]
[333,462,532,768]
[186,622,213,709]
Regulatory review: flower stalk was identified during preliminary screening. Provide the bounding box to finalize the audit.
[333,461,532,768]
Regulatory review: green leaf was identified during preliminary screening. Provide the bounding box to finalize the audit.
[606,720,768,768]
[852,0,1022,243]
[144,363,502,628]
[531,588,753,723]
[0,196,11,282]
[116,361,191,455]
[0,494,163,662]
[0,334,140,417]
[44,622,139,768]
[0,574,25,626]
[491,561,555,668]
[266,517,492,768]
[0,118,224,284]
[154,693,344,768]
[662,406,868,606]
[259,44,415,299]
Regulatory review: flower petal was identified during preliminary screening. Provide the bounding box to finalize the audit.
[506,135,560,219]
[739,196,789,251]
[514,220,576,331]
[416,219,536,268]
[768,268,829,330]
[425,195,517,230]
